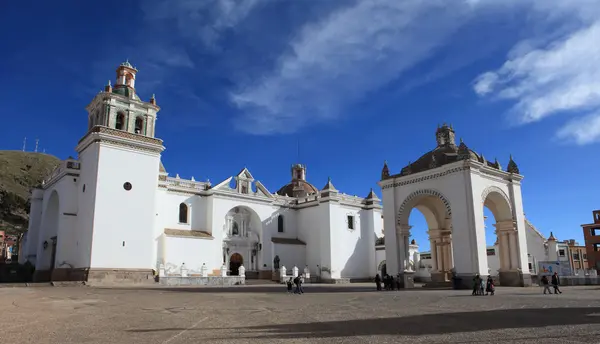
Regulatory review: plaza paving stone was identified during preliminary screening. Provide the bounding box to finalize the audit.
[1,283,600,343]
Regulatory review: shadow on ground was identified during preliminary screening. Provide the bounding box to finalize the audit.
[126,307,600,338]
[101,285,384,294]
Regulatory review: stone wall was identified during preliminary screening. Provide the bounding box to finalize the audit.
[159,276,245,286]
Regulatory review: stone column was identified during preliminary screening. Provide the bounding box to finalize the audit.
[429,239,439,271]
[509,232,519,270]
[395,224,415,288]
[494,220,523,286]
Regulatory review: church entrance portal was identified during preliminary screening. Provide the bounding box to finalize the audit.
[230,253,243,276]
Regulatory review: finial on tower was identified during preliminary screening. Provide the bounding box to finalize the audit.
[150,93,157,106]
[507,154,520,174]
[381,160,390,180]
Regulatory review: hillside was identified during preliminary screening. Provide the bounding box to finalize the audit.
[0,151,61,234]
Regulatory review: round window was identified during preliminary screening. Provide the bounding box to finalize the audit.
[123,182,132,191]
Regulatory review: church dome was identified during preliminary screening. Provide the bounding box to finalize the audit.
[276,163,318,197]
[276,180,318,197]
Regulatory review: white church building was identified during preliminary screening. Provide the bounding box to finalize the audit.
[20,62,383,284]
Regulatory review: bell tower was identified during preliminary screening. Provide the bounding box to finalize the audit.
[85,60,159,138]
[74,61,164,280]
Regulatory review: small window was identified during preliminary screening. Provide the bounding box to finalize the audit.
[232,222,239,236]
[486,248,495,256]
[178,203,188,224]
[594,244,600,252]
[347,215,354,230]
[241,185,248,194]
[573,253,580,260]
[583,253,588,260]
[116,113,125,130]
[277,215,284,233]
[135,116,144,134]
[528,263,533,270]
[558,249,565,257]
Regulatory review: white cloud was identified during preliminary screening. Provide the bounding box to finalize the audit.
[557,111,600,145]
[231,0,479,134]
[473,2,600,145]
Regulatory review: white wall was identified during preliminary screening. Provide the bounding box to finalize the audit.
[89,143,160,269]
[297,203,326,273]
[272,243,306,270]
[162,235,220,274]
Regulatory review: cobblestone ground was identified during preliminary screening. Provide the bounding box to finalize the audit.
[1,283,600,343]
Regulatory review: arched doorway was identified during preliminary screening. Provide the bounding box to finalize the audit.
[378,260,387,276]
[482,187,520,285]
[397,189,453,283]
[35,191,60,280]
[223,206,263,274]
[230,253,243,276]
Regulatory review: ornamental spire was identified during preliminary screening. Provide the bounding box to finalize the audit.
[507,154,520,174]
[381,160,390,180]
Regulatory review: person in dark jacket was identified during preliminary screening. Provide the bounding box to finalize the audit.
[375,274,382,291]
[551,272,562,294]
[541,275,551,294]
[485,276,495,296]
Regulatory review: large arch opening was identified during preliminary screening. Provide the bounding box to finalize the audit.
[38,191,60,273]
[223,206,263,274]
[397,190,453,283]
[481,187,519,284]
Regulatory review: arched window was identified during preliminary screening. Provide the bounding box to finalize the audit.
[277,215,284,233]
[178,203,188,224]
[134,116,144,134]
[115,113,125,130]
[232,222,239,236]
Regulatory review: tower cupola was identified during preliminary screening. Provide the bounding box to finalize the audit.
[436,123,456,147]
[113,60,138,99]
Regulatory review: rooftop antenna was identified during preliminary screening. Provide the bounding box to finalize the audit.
[34,139,39,153]
[22,137,27,152]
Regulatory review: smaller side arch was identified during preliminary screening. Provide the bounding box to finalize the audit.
[397,189,452,226]
[481,186,513,221]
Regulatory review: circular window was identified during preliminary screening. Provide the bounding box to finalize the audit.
[123,182,132,191]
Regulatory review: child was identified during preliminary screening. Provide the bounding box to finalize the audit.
[286,277,293,293]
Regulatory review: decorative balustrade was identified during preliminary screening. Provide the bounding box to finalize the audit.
[43,158,81,187]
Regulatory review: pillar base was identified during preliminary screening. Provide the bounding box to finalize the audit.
[499,270,532,287]
[430,271,450,282]
[398,271,416,289]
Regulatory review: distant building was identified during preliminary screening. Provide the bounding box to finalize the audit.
[564,239,588,271]
[582,210,600,271]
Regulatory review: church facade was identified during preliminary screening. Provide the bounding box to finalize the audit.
[20,62,383,283]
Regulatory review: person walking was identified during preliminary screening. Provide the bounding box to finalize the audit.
[541,275,552,294]
[472,274,480,296]
[375,274,382,291]
[485,276,495,296]
[551,272,562,294]
[286,277,293,294]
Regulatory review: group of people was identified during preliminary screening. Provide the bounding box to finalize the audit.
[540,272,563,294]
[472,274,495,296]
[374,273,401,290]
[286,276,305,294]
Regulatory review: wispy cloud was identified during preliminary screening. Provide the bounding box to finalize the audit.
[141,0,264,47]
[230,0,481,134]
[473,2,600,145]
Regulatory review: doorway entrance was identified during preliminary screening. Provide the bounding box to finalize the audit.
[229,253,243,276]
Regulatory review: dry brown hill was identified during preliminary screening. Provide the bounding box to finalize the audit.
[0,151,61,234]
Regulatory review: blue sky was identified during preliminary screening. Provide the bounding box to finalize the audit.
[2,0,599,251]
